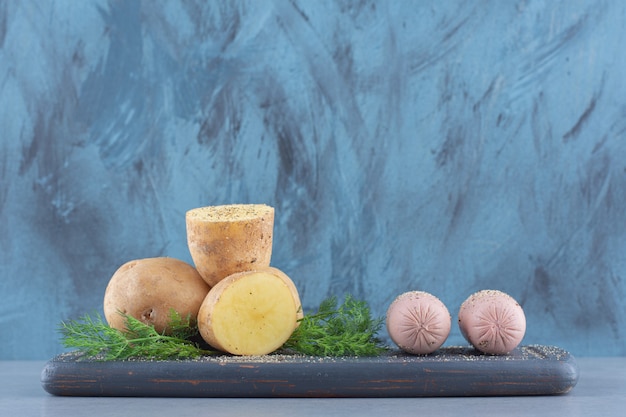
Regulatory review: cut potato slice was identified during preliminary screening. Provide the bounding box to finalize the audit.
[198,269,298,355]
[186,204,274,287]
[256,266,304,322]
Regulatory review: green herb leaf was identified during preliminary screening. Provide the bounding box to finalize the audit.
[60,296,387,360]
[283,294,388,356]
[59,310,215,361]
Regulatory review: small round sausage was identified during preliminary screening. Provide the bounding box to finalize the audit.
[458,289,526,355]
[386,291,451,355]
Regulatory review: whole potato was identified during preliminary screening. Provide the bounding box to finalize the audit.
[103,257,210,334]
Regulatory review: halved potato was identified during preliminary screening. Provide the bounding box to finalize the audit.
[186,204,274,287]
[197,268,298,355]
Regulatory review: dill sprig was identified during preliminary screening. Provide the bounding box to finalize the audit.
[283,295,388,356]
[59,296,387,360]
[59,310,215,360]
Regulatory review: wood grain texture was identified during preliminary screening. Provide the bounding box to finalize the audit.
[41,345,578,397]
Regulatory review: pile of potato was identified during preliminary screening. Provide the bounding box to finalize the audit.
[103,204,302,356]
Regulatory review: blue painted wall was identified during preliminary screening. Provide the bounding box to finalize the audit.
[1,1,625,359]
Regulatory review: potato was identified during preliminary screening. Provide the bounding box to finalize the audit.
[197,268,298,355]
[103,257,210,334]
[186,204,275,287]
[257,266,304,322]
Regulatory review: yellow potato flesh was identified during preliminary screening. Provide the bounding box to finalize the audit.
[199,271,297,355]
[256,266,304,323]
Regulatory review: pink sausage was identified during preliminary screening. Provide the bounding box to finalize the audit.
[458,290,526,355]
[386,291,451,355]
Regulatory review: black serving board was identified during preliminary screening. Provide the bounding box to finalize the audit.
[41,345,578,398]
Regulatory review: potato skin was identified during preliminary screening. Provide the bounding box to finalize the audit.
[186,204,275,287]
[103,257,210,334]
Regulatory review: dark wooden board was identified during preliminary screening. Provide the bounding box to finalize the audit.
[41,345,578,398]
